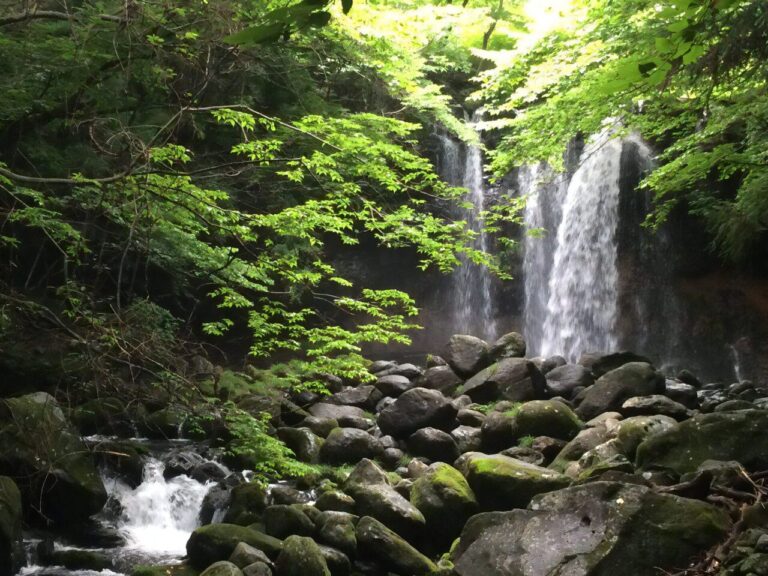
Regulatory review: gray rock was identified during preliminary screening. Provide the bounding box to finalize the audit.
[308,403,366,422]
[451,425,483,454]
[614,415,678,460]
[276,428,323,463]
[620,395,691,420]
[264,505,316,539]
[452,482,730,576]
[375,375,413,397]
[575,362,665,421]
[540,355,567,375]
[582,351,653,378]
[315,490,356,514]
[457,408,485,427]
[317,512,357,556]
[318,545,351,576]
[356,516,437,574]
[275,536,330,576]
[663,381,698,408]
[328,386,382,411]
[200,561,243,576]
[242,562,272,576]
[545,364,594,398]
[513,400,583,440]
[230,542,272,569]
[319,428,381,465]
[407,427,460,463]
[480,411,517,452]
[447,335,490,377]
[377,388,457,438]
[370,360,396,374]
[488,332,526,361]
[186,524,283,568]
[460,358,546,404]
[419,366,464,396]
[301,416,338,438]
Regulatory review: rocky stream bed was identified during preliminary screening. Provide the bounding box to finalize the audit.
[2,332,768,576]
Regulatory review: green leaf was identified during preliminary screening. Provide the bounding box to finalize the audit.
[341,0,353,14]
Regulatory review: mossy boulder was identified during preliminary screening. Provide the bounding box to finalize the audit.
[277,428,323,463]
[274,535,330,576]
[319,428,381,465]
[186,524,283,568]
[452,482,730,576]
[614,415,677,460]
[0,477,22,576]
[636,410,768,476]
[264,505,316,539]
[317,511,357,556]
[200,561,243,576]
[72,397,133,436]
[223,483,268,526]
[229,542,272,569]
[377,388,457,438]
[356,516,437,575]
[575,362,664,421]
[460,359,545,404]
[488,332,527,361]
[512,400,583,441]
[457,452,570,510]
[410,463,478,548]
[0,392,107,525]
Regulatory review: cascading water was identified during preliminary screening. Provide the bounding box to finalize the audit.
[526,128,624,360]
[439,113,497,341]
[105,457,212,558]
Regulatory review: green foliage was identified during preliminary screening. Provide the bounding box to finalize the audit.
[517,434,535,448]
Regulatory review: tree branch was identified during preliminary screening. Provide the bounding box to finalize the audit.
[0,10,124,27]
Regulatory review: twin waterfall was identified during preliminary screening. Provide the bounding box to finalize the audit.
[441,121,655,362]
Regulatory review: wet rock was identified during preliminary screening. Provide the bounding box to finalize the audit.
[264,505,316,539]
[319,428,381,465]
[315,491,356,514]
[328,386,382,411]
[513,400,583,440]
[621,395,691,420]
[200,561,243,576]
[374,375,413,398]
[356,516,437,575]
[407,428,460,463]
[447,335,490,377]
[460,359,546,404]
[308,403,366,422]
[229,542,272,569]
[410,463,478,548]
[419,366,464,396]
[584,351,653,378]
[317,512,357,556]
[540,355,567,375]
[277,428,323,463]
[275,535,330,576]
[452,481,730,576]
[663,381,698,408]
[270,485,311,506]
[0,392,107,525]
[380,448,405,471]
[636,410,768,475]
[456,408,485,427]
[370,360,397,374]
[451,425,483,454]
[301,416,338,438]
[223,482,268,525]
[575,362,665,421]
[377,388,457,438]
[186,524,283,568]
[0,477,22,576]
[456,452,570,510]
[545,364,594,398]
[488,332,526,361]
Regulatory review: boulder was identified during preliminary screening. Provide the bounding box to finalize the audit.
[229,542,272,569]
[620,395,690,420]
[419,366,464,396]
[200,562,243,576]
[328,386,382,411]
[319,428,381,465]
[343,461,425,539]
[410,463,478,547]
[223,482,268,525]
[451,425,483,454]
[276,428,323,463]
[242,562,271,576]
[614,415,678,460]
[71,397,133,436]
[377,388,457,438]
[540,355,567,375]
[636,410,768,475]
[317,512,357,556]
[583,351,653,378]
[356,516,437,575]
[549,425,614,473]
[512,400,582,440]
[480,411,517,452]
[308,403,366,422]
[0,392,107,525]
[452,482,730,576]
[457,452,570,510]
[460,359,545,404]
[456,408,485,427]
[264,505,316,539]
[545,364,594,398]
[274,536,330,576]
[315,490,356,514]
[447,335,490,377]
[663,381,698,408]
[488,332,526,361]
[318,544,351,576]
[301,416,338,438]
[186,524,283,568]
[575,363,664,421]
[370,360,397,374]
[407,428,460,463]
[375,375,413,397]
[0,477,23,576]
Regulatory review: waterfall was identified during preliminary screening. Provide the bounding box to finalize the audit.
[520,164,568,356]
[437,113,497,341]
[522,129,623,361]
[105,457,212,557]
